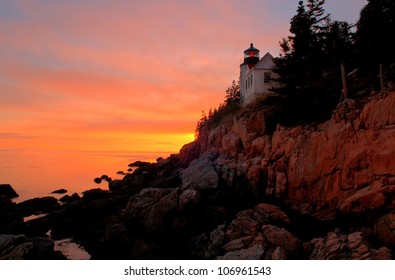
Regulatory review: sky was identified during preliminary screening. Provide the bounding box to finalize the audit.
[0,0,367,156]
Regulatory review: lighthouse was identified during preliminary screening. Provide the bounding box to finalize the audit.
[239,43,277,105]
[244,43,260,68]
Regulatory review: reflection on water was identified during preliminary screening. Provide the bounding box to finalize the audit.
[1,149,164,202]
[54,238,91,260]
[23,213,47,222]
[46,229,90,260]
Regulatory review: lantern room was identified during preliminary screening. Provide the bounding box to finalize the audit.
[243,43,260,65]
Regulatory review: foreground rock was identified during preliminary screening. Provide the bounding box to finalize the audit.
[0,184,19,199]
[191,203,303,260]
[17,196,59,217]
[305,230,392,260]
[0,234,65,259]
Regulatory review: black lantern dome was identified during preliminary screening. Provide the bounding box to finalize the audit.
[243,43,260,65]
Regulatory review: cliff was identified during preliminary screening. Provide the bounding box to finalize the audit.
[179,91,395,251]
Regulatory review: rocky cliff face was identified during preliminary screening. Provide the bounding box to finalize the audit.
[180,91,395,249]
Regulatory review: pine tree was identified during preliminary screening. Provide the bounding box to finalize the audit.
[357,0,395,65]
[272,0,344,124]
[356,0,395,90]
[225,79,240,105]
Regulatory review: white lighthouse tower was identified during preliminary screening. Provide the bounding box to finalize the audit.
[240,43,277,105]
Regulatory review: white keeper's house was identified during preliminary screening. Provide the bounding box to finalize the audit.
[240,43,278,105]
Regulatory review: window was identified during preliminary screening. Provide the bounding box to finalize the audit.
[264,72,271,83]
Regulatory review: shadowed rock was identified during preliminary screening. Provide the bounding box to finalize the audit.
[51,188,67,194]
[0,184,19,199]
[0,234,65,260]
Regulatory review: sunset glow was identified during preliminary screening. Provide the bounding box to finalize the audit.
[0,0,366,155]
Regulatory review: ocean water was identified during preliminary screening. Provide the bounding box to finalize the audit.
[0,149,170,202]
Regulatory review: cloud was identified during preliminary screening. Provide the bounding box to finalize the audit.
[0,133,36,139]
[0,0,367,153]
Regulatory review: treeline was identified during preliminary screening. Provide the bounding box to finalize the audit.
[272,0,395,125]
[196,0,395,136]
[195,80,240,138]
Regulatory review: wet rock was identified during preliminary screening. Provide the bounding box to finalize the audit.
[0,184,19,199]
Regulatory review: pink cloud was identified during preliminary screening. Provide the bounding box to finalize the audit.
[0,0,367,153]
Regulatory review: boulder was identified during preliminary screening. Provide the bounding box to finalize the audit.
[207,224,226,252]
[181,153,219,190]
[338,184,389,214]
[123,186,202,235]
[59,193,81,203]
[123,188,174,234]
[82,188,109,203]
[218,234,265,260]
[0,195,15,213]
[375,211,395,248]
[0,197,22,232]
[51,188,67,194]
[17,196,59,216]
[306,229,391,260]
[93,177,102,184]
[104,223,129,243]
[128,161,151,167]
[0,184,19,199]
[253,203,291,225]
[262,224,302,254]
[179,140,201,167]
[0,234,65,259]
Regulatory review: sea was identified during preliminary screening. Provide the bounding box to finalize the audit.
[0,148,171,202]
[0,148,172,259]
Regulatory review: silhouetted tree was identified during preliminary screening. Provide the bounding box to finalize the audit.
[272,0,338,124]
[225,79,241,105]
[356,0,395,90]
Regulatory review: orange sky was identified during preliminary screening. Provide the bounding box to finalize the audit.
[0,0,367,155]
